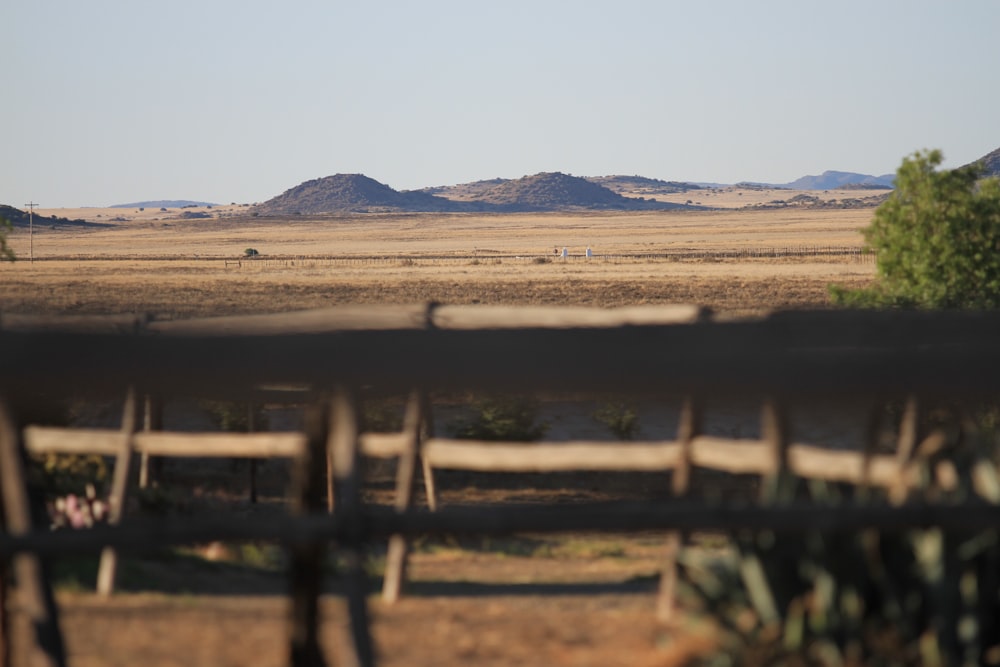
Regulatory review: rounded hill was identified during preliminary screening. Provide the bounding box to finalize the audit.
[252,174,457,215]
[473,172,685,211]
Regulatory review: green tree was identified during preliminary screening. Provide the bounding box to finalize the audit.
[0,215,14,261]
[831,149,1000,309]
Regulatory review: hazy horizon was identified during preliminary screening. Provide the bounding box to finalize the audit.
[3,1,998,208]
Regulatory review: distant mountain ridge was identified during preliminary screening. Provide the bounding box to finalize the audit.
[779,171,895,190]
[112,200,217,209]
[253,172,695,215]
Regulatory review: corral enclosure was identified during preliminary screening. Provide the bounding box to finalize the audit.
[16,206,990,667]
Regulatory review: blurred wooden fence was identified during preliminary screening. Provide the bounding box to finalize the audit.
[2,304,1000,666]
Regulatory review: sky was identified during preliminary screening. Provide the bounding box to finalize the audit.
[2,1,999,208]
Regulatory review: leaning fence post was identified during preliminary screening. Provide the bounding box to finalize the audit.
[138,394,163,490]
[890,395,920,505]
[0,398,67,667]
[760,397,792,502]
[329,388,375,667]
[657,396,702,623]
[382,391,426,603]
[97,387,140,596]
[247,402,258,505]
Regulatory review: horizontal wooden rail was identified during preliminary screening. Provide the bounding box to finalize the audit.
[21,426,977,496]
[24,427,307,459]
[5,502,1000,560]
[5,305,1000,399]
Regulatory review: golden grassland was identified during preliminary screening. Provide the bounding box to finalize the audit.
[1,207,877,318]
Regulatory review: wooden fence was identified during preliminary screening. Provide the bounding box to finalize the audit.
[2,304,1000,666]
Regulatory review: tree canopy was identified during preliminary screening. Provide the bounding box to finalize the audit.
[831,149,1000,309]
[0,216,14,261]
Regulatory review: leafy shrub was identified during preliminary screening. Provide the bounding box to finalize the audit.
[831,150,1000,309]
[593,401,640,440]
[201,401,269,432]
[244,247,260,257]
[0,215,13,261]
[449,395,548,441]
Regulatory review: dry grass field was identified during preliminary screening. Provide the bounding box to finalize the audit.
[2,205,876,319]
[4,204,879,666]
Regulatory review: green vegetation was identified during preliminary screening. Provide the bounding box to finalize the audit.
[244,247,260,257]
[1,214,14,261]
[593,401,640,440]
[449,395,548,441]
[681,408,1000,664]
[831,149,1000,308]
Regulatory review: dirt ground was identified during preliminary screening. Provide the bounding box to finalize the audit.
[3,206,877,666]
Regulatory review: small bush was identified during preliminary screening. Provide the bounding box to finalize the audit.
[450,395,548,441]
[593,401,640,440]
[244,248,260,258]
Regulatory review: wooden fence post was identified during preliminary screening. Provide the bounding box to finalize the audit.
[382,391,425,603]
[97,387,140,596]
[138,394,163,490]
[657,396,701,623]
[760,397,792,502]
[419,396,438,512]
[890,396,920,505]
[329,388,375,667]
[0,398,67,667]
[247,403,258,505]
[289,400,331,667]
[0,485,7,667]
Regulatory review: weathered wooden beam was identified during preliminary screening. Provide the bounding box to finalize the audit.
[288,402,329,667]
[7,503,1000,560]
[6,308,1000,400]
[329,389,374,667]
[422,439,683,472]
[96,388,140,596]
[0,399,66,667]
[382,392,425,603]
[658,396,702,624]
[24,427,306,459]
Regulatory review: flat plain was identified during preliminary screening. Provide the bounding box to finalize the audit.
[2,202,876,319]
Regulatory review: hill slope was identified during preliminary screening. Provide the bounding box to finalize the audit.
[973,146,1000,178]
[459,172,690,211]
[0,204,97,228]
[252,174,461,215]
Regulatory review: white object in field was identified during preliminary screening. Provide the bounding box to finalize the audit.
[561,247,568,259]
[585,246,593,258]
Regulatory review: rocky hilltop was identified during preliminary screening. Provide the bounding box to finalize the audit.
[0,204,95,228]
[974,146,1000,178]
[252,174,463,215]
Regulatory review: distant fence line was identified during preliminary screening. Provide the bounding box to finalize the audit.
[227,246,877,269]
[20,246,877,266]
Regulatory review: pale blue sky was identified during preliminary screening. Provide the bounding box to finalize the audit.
[3,1,998,207]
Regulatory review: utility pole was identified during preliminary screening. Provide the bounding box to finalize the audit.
[24,201,37,263]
